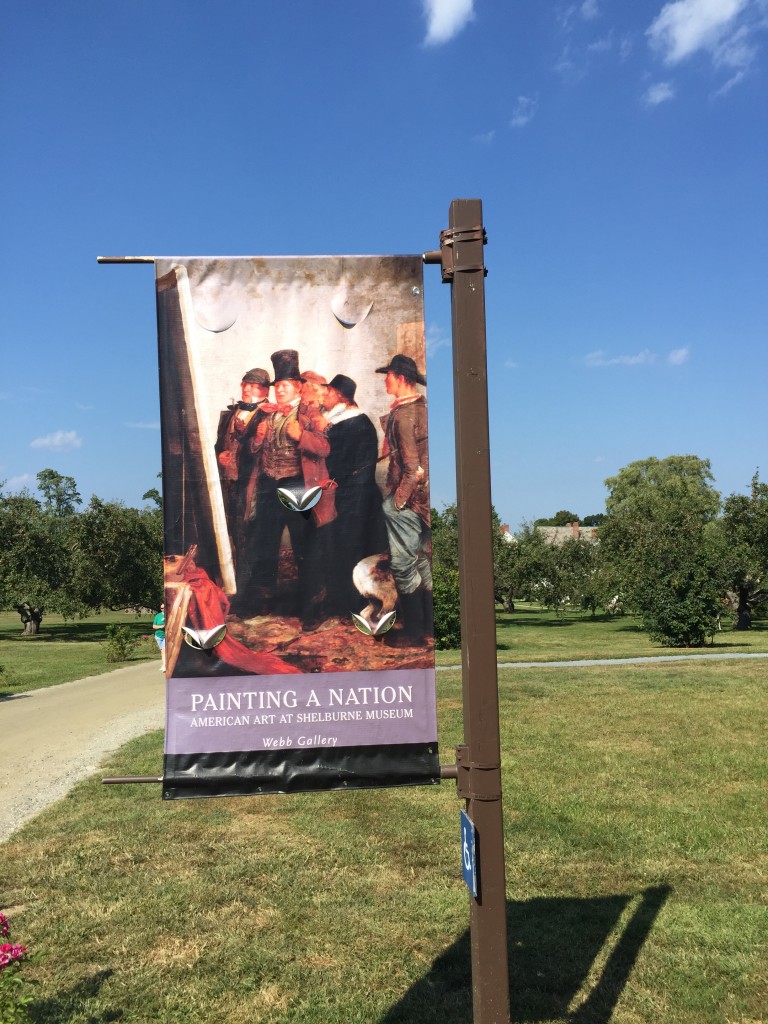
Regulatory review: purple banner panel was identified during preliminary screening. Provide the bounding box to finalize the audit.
[166,668,437,755]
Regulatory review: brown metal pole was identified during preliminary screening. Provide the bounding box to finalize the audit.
[446,198,510,1023]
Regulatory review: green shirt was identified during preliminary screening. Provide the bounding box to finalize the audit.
[153,612,165,640]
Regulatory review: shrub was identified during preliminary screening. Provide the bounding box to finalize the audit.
[104,623,141,663]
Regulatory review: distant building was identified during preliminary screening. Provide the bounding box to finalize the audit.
[536,521,598,546]
[499,524,516,544]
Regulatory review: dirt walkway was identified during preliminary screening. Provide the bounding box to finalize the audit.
[0,663,165,843]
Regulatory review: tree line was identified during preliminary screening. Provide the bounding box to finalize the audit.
[0,469,163,634]
[3,456,766,648]
[433,455,768,649]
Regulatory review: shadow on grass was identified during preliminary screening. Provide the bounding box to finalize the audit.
[0,620,150,644]
[380,886,670,1024]
[29,968,121,1023]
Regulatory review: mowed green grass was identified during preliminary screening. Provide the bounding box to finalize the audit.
[435,603,768,666]
[3,660,766,1024]
[0,610,159,695]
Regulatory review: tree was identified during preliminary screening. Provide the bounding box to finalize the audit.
[720,471,768,629]
[0,471,83,633]
[600,455,726,646]
[534,509,580,526]
[69,498,163,612]
[581,513,605,526]
[430,502,516,646]
[0,470,164,634]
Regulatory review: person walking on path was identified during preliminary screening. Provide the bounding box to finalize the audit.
[152,602,166,672]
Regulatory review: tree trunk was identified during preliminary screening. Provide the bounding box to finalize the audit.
[734,586,752,631]
[16,603,43,636]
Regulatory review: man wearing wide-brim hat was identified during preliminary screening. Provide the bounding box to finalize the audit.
[214,367,271,582]
[376,354,433,646]
[235,349,311,618]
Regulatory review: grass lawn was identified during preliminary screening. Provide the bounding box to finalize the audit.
[3,659,766,1023]
[435,603,768,666]
[0,610,159,696]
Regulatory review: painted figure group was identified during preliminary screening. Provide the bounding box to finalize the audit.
[215,348,432,646]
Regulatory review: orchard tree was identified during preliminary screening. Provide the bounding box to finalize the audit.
[600,455,726,646]
[720,471,768,629]
[69,497,163,611]
[0,471,84,633]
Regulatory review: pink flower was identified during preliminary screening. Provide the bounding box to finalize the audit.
[0,942,27,969]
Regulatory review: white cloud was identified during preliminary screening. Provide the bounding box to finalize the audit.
[473,129,496,144]
[426,322,451,356]
[423,0,475,45]
[504,359,519,369]
[584,349,657,367]
[581,0,600,19]
[668,346,690,364]
[588,32,614,52]
[125,421,161,430]
[643,80,677,104]
[30,430,83,450]
[510,95,538,127]
[647,0,765,85]
[5,474,35,491]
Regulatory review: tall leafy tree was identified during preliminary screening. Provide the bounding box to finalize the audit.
[0,471,84,633]
[720,471,768,629]
[600,455,726,646]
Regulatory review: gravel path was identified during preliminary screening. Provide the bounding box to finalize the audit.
[0,662,165,843]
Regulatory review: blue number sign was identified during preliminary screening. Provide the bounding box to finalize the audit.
[460,809,478,898]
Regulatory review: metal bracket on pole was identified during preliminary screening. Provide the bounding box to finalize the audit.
[455,745,503,801]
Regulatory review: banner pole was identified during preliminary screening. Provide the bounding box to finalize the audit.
[443,198,511,1023]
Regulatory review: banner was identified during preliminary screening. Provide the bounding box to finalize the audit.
[155,256,439,798]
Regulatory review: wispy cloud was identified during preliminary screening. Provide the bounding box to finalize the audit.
[30,430,83,450]
[75,402,96,411]
[5,473,35,491]
[423,0,475,45]
[647,0,765,87]
[642,80,676,105]
[473,129,496,144]
[668,346,690,365]
[504,358,519,370]
[426,322,451,356]
[510,95,538,127]
[125,421,161,430]
[581,0,600,19]
[584,349,657,367]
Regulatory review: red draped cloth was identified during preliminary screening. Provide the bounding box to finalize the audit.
[180,564,300,675]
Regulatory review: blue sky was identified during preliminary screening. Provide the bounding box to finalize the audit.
[2,0,766,529]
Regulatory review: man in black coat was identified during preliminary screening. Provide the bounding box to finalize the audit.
[323,374,388,617]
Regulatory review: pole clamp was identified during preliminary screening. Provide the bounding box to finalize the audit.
[437,226,488,283]
[454,744,502,801]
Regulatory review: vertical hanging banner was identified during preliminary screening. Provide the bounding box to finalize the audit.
[156,256,439,798]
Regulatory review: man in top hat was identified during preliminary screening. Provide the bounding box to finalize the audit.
[237,349,312,619]
[214,367,270,574]
[376,354,433,646]
[321,374,387,619]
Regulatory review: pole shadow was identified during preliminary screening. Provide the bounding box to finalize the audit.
[28,968,120,1023]
[379,886,670,1024]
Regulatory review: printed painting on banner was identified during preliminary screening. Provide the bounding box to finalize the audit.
[155,255,438,798]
